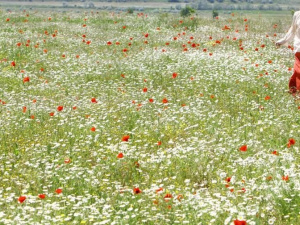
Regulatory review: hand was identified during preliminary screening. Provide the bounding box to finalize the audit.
[275,42,282,47]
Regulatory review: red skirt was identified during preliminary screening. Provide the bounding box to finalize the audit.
[289,52,300,92]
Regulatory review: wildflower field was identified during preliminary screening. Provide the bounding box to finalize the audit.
[0,8,300,225]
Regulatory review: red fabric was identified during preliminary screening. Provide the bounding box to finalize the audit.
[234,220,247,225]
[289,52,300,93]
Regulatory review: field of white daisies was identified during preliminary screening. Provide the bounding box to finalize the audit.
[0,8,300,225]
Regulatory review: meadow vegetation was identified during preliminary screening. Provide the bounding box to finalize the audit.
[0,7,299,225]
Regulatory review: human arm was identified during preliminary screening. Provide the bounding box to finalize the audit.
[276,12,298,46]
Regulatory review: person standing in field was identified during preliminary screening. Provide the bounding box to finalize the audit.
[276,11,300,94]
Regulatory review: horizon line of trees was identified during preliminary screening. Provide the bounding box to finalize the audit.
[14,0,287,3]
[169,0,274,3]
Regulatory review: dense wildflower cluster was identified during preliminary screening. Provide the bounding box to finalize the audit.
[0,9,299,224]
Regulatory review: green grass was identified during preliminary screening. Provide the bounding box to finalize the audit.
[0,8,300,225]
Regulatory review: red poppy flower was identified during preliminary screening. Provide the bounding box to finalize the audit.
[149,98,154,103]
[289,138,296,145]
[162,98,168,104]
[49,112,54,116]
[222,25,230,30]
[240,145,247,152]
[91,126,96,132]
[38,194,46,199]
[153,199,159,205]
[23,77,30,83]
[265,96,271,100]
[144,33,149,38]
[22,106,27,113]
[225,177,231,183]
[117,153,124,158]
[282,175,289,181]
[156,187,163,193]
[55,188,62,194]
[18,196,26,203]
[6,18,10,22]
[164,193,173,200]
[266,176,272,181]
[272,150,278,155]
[133,187,142,194]
[64,158,71,164]
[234,220,247,225]
[157,141,162,146]
[11,61,16,67]
[143,87,148,92]
[121,135,130,142]
[172,73,178,79]
[57,106,63,112]
[91,97,97,103]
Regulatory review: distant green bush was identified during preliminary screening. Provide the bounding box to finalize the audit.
[291,10,295,15]
[212,10,218,18]
[180,6,195,17]
[127,8,134,14]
